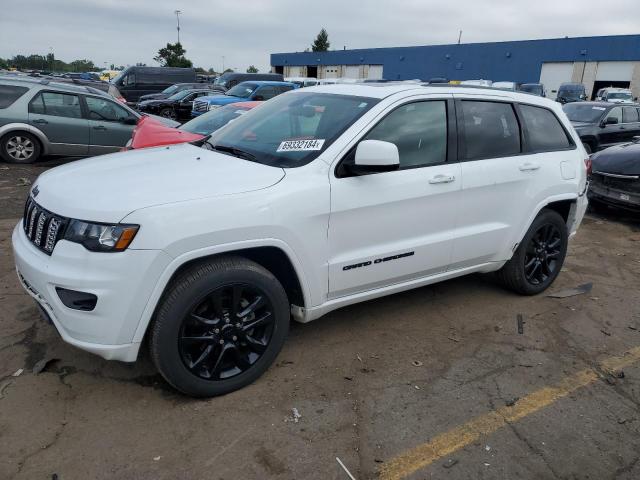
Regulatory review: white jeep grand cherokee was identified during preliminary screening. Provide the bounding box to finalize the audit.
[13,84,588,397]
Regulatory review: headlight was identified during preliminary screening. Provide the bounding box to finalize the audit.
[208,104,221,111]
[64,220,139,252]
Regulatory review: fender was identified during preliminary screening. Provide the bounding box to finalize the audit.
[130,237,312,344]
[0,123,50,155]
[513,193,578,250]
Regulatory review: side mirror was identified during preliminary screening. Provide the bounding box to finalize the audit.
[348,140,400,175]
[601,116,619,127]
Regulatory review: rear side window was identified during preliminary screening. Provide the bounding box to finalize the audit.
[0,85,29,108]
[623,107,639,123]
[519,104,572,151]
[461,101,520,160]
[29,92,82,118]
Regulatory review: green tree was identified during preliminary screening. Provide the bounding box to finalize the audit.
[153,42,193,68]
[246,65,259,73]
[311,28,330,52]
[69,59,96,72]
[0,57,8,69]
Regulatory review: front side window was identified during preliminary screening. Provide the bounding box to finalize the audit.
[623,107,639,123]
[29,91,82,118]
[255,86,277,100]
[607,107,623,124]
[85,96,132,122]
[123,74,135,86]
[461,101,520,160]
[519,104,572,151]
[205,92,378,168]
[226,83,257,98]
[362,101,447,168]
[0,85,29,108]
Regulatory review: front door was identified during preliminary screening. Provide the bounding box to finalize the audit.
[28,91,89,156]
[599,106,624,147]
[328,98,461,298]
[84,96,137,155]
[622,106,640,142]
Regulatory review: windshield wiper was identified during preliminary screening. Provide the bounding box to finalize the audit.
[209,144,256,161]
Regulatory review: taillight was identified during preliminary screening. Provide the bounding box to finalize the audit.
[584,157,592,176]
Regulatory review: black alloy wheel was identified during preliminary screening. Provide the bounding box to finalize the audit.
[523,224,562,285]
[179,283,275,380]
[160,107,177,120]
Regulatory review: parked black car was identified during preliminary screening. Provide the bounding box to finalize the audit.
[519,83,546,97]
[563,102,640,153]
[136,88,217,120]
[112,66,197,103]
[138,83,214,102]
[556,83,587,104]
[589,140,640,211]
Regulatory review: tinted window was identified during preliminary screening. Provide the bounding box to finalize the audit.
[256,86,277,100]
[607,107,623,123]
[461,101,520,160]
[563,104,607,123]
[364,101,447,168]
[85,96,132,122]
[519,105,571,151]
[0,85,29,108]
[29,92,82,118]
[623,107,639,123]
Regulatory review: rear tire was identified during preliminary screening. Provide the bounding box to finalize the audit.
[496,209,568,295]
[0,132,41,164]
[150,256,290,397]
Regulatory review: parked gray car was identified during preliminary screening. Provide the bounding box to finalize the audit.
[0,76,178,163]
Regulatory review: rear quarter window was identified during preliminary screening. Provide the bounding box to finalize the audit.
[0,85,30,108]
[519,104,573,151]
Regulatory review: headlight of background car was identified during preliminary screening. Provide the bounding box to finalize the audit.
[64,220,139,252]
[208,104,221,111]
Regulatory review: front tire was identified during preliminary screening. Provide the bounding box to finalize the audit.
[159,108,177,120]
[150,256,290,397]
[496,209,568,295]
[0,132,41,164]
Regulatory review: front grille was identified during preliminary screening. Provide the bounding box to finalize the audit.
[592,172,640,194]
[193,100,209,113]
[22,197,68,255]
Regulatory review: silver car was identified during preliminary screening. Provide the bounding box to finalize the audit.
[0,76,178,163]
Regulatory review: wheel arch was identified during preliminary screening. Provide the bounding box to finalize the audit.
[132,241,310,346]
[0,123,50,155]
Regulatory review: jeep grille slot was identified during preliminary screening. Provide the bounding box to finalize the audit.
[22,197,68,255]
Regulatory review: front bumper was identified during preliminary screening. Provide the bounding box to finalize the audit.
[12,223,172,362]
[588,182,640,211]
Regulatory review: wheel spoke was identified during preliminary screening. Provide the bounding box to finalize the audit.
[231,285,243,316]
[189,344,213,369]
[232,347,252,371]
[191,312,217,326]
[244,334,267,354]
[242,311,273,331]
[209,343,232,378]
[548,238,561,249]
[237,295,265,318]
[182,335,216,343]
[524,256,537,270]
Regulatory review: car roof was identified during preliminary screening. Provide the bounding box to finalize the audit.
[235,81,295,87]
[567,101,636,107]
[0,74,108,96]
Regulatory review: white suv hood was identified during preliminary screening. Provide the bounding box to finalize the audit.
[32,144,285,222]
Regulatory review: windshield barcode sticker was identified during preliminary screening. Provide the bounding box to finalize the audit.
[277,139,325,152]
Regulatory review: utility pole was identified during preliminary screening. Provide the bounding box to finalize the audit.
[222,56,225,72]
[457,30,463,45]
[174,10,181,44]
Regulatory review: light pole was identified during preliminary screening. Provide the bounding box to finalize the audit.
[222,56,225,72]
[174,10,181,44]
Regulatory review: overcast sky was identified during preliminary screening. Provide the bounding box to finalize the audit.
[2,0,640,72]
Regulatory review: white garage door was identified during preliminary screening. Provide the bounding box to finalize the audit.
[540,62,574,100]
[288,66,302,77]
[344,65,360,79]
[323,66,338,78]
[595,62,634,81]
[368,65,383,79]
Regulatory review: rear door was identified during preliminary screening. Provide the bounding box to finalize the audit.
[450,97,573,268]
[28,91,89,155]
[84,95,137,154]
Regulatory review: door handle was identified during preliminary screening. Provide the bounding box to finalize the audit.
[93,125,107,131]
[428,174,455,184]
[519,162,540,172]
[32,119,48,125]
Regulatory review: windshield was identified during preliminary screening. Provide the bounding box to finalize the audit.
[520,84,543,95]
[205,92,379,168]
[563,104,606,123]
[213,77,228,87]
[168,89,194,101]
[226,83,258,98]
[608,92,632,100]
[559,86,584,98]
[181,104,251,135]
[163,84,181,95]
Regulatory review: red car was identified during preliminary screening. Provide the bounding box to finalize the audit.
[126,101,262,150]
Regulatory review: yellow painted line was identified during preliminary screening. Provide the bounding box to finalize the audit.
[379,345,640,480]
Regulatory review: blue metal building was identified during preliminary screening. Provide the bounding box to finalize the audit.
[271,35,640,98]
